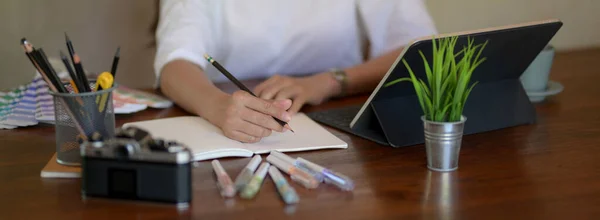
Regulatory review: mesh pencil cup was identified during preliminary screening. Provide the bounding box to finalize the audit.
[50,82,117,166]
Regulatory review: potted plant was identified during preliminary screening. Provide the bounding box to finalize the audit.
[385,36,488,171]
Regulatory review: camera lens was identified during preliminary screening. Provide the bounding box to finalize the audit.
[114,144,133,159]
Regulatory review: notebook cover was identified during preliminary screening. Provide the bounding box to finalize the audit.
[40,153,81,178]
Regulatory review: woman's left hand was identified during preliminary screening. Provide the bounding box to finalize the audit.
[254,72,341,114]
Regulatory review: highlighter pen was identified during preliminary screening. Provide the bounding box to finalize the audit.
[296,157,355,191]
[94,71,114,92]
[270,150,324,182]
[211,160,236,198]
[240,162,270,199]
[233,155,262,191]
[266,155,319,189]
[95,72,114,112]
[268,166,299,204]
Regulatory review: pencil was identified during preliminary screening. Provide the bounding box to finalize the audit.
[21,39,59,93]
[36,48,68,93]
[38,49,89,121]
[65,33,91,92]
[203,54,294,133]
[60,50,86,93]
[20,38,89,139]
[72,53,90,92]
[110,47,120,77]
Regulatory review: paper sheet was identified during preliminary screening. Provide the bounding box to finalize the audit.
[1,73,173,129]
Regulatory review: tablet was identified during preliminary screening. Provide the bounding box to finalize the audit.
[308,19,563,147]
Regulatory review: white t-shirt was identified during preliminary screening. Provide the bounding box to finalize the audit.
[154,0,437,86]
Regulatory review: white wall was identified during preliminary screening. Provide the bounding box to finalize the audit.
[426,0,600,50]
[1,0,598,90]
[0,0,156,90]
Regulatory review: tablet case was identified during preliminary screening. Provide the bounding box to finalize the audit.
[308,20,563,147]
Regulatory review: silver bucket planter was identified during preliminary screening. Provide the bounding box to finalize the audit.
[422,116,466,172]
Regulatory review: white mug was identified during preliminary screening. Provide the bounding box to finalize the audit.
[520,45,555,92]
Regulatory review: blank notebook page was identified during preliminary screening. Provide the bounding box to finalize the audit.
[246,113,347,153]
[123,113,347,161]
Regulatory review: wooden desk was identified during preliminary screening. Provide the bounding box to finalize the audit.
[1,49,600,219]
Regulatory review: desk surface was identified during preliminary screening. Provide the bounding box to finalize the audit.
[2,49,600,219]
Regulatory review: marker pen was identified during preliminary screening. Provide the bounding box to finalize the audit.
[211,160,236,197]
[233,155,262,191]
[296,157,354,191]
[240,162,270,199]
[266,155,319,189]
[269,150,324,182]
[268,166,299,204]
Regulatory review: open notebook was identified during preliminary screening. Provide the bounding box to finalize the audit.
[123,113,347,161]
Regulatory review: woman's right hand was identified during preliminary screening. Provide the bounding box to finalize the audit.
[209,90,293,143]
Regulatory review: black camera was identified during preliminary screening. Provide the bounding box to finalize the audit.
[81,127,192,207]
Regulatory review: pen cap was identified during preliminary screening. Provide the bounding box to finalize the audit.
[268,166,285,181]
[96,72,114,90]
[296,157,325,173]
[246,155,262,171]
[266,155,292,174]
[211,160,226,174]
[269,150,296,164]
[255,162,271,178]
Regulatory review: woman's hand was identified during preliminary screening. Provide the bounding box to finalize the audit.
[253,72,341,114]
[208,91,293,143]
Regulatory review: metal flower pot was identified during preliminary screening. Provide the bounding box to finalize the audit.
[422,116,466,172]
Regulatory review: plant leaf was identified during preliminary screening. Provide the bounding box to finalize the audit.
[392,36,487,122]
[401,59,427,115]
[419,50,433,88]
[419,79,431,97]
[422,86,434,120]
[384,77,412,87]
[473,40,489,64]
[462,81,478,109]
[439,103,453,121]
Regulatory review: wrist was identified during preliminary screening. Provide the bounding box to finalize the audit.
[328,68,347,97]
[194,88,228,120]
[313,71,343,99]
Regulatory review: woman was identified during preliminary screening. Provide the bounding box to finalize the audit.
[154,0,437,143]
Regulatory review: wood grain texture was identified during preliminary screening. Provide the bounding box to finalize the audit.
[1,49,600,219]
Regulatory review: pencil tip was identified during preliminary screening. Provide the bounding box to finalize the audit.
[115,47,121,57]
[65,32,70,41]
[59,50,67,58]
[290,129,295,133]
[203,53,210,59]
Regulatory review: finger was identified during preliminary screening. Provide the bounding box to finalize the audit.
[289,96,306,115]
[254,75,281,96]
[238,120,273,137]
[224,130,260,143]
[240,108,284,132]
[274,86,302,101]
[272,99,292,110]
[258,79,292,100]
[243,96,292,122]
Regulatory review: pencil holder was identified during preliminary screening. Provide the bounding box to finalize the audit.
[50,82,117,166]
